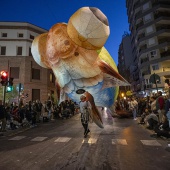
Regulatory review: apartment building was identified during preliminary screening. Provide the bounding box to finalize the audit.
[117,32,133,93]
[0,22,56,103]
[126,0,170,94]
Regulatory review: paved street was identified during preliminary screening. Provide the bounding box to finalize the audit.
[0,110,170,170]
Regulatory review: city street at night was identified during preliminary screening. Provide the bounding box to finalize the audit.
[1,0,170,169]
[0,111,170,170]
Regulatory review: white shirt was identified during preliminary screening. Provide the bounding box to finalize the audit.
[79,101,91,113]
[130,100,138,109]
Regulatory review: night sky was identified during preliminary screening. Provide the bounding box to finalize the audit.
[0,0,129,65]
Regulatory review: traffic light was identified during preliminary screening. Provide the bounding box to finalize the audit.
[7,77,14,86]
[6,77,14,92]
[0,71,8,86]
[6,86,13,92]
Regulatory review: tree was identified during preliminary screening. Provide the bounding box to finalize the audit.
[0,85,18,104]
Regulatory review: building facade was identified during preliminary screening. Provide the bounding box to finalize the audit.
[126,0,170,94]
[0,22,57,103]
[117,32,133,93]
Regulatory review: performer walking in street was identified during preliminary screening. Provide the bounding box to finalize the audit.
[79,95,92,138]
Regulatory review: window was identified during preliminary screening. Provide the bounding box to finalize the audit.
[0,46,6,55]
[32,68,40,80]
[18,33,23,38]
[150,50,157,58]
[152,64,159,70]
[148,38,155,45]
[144,13,151,22]
[2,33,7,37]
[30,34,34,39]
[32,89,40,101]
[10,67,20,79]
[29,47,32,56]
[17,47,22,55]
[142,2,149,11]
[146,26,153,34]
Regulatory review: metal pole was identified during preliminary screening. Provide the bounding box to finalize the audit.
[3,85,6,105]
[18,83,21,104]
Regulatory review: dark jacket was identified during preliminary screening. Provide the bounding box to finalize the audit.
[165,99,170,114]
[0,105,6,119]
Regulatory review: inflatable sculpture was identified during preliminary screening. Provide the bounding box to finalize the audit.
[31,7,129,128]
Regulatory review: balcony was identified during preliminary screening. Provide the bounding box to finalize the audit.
[158,38,170,44]
[160,50,170,58]
[139,44,147,53]
[141,57,149,64]
[134,0,140,8]
[154,12,170,20]
[156,25,170,31]
[136,21,144,30]
[163,67,170,71]
[152,0,170,7]
[134,75,139,81]
[138,32,145,41]
[142,71,151,76]
[135,11,142,20]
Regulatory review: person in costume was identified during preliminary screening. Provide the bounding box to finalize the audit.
[79,95,91,138]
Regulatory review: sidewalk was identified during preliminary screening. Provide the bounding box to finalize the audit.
[0,117,56,137]
[0,113,76,137]
[137,117,170,141]
[0,124,32,137]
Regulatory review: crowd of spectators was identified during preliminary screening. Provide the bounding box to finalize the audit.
[115,91,170,139]
[0,99,78,132]
[1,91,170,139]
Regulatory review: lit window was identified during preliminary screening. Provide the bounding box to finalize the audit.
[50,73,55,83]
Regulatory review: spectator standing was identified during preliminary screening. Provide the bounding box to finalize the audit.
[35,99,42,123]
[138,98,146,116]
[70,101,75,115]
[156,91,165,123]
[46,100,52,120]
[25,103,32,123]
[165,92,170,127]
[150,96,157,113]
[0,100,7,132]
[31,101,37,127]
[129,97,138,120]
[18,104,26,125]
